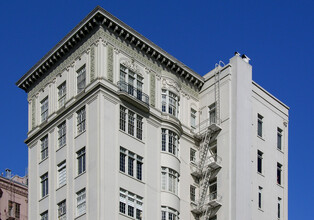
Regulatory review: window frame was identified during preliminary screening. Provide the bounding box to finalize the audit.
[277,127,283,150]
[257,114,263,137]
[77,147,86,175]
[190,185,196,202]
[277,163,282,185]
[41,135,49,161]
[77,107,86,134]
[119,105,144,141]
[119,188,143,220]
[120,147,143,181]
[41,97,49,122]
[41,173,48,198]
[162,89,179,117]
[191,108,197,128]
[258,186,263,209]
[40,211,48,220]
[57,161,66,187]
[58,200,66,220]
[161,129,179,157]
[77,65,86,94]
[209,103,217,125]
[76,188,86,217]
[58,121,66,148]
[58,82,66,108]
[257,150,263,174]
[161,167,179,195]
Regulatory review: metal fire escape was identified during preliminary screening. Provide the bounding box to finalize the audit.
[191,62,225,220]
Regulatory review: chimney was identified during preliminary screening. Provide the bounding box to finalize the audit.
[241,54,250,63]
[5,168,12,179]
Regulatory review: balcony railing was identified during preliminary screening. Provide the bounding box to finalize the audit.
[117,81,149,106]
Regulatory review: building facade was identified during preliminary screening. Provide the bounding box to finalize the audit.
[16,6,289,220]
[0,169,28,220]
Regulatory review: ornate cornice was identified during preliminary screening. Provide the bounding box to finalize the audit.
[17,6,204,92]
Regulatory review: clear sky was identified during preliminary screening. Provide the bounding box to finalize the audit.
[0,0,313,219]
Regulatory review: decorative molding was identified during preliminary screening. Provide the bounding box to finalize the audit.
[0,181,28,197]
[107,45,114,82]
[121,60,141,75]
[90,45,96,81]
[150,73,156,107]
[162,78,181,94]
[31,99,36,128]
[28,29,105,98]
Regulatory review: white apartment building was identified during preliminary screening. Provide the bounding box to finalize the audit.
[16,6,289,220]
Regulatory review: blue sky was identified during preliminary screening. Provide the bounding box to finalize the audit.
[0,0,313,218]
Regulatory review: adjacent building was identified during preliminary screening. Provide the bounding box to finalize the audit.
[0,169,28,220]
[16,6,289,220]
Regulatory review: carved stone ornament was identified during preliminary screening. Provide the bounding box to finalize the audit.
[121,60,142,75]
[162,78,181,93]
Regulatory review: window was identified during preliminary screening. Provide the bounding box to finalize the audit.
[161,167,179,195]
[76,189,86,216]
[119,64,145,103]
[136,115,143,140]
[58,200,66,220]
[120,147,143,181]
[191,108,196,128]
[258,186,263,209]
[58,121,66,148]
[277,163,282,185]
[41,173,48,198]
[161,206,179,220]
[120,105,143,140]
[57,161,66,187]
[161,129,179,156]
[128,111,135,136]
[77,107,86,134]
[77,66,86,93]
[190,185,196,202]
[209,103,216,124]
[77,148,86,175]
[257,150,263,174]
[40,211,48,220]
[277,127,282,150]
[41,97,49,122]
[278,197,282,219]
[41,135,48,160]
[162,90,179,117]
[190,148,196,163]
[8,201,20,218]
[257,114,263,137]
[58,82,66,108]
[119,188,143,219]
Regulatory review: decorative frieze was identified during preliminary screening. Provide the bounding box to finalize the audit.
[150,73,156,107]
[107,45,114,82]
[90,45,96,81]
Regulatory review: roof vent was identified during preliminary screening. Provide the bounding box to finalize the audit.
[241,54,250,63]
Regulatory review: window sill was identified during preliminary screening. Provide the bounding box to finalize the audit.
[38,195,49,202]
[39,157,48,165]
[277,183,284,189]
[119,129,145,144]
[56,183,66,191]
[75,130,86,139]
[75,212,86,219]
[56,144,66,152]
[257,135,265,141]
[258,208,264,212]
[75,171,86,180]
[277,148,284,154]
[257,172,264,177]
[119,171,144,184]
[119,212,136,220]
